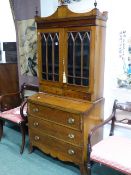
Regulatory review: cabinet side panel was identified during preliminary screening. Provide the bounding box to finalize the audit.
[91,26,107,101]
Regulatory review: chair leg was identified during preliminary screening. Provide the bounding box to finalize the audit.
[87,143,92,175]
[87,162,92,175]
[29,139,34,153]
[19,122,26,154]
[0,119,3,141]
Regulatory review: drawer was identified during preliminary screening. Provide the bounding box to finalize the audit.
[28,103,82,130]
[29,129,83,164]
[29,116,83,146]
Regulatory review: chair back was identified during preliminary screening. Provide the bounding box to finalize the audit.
[20,83,39,120]
[113,100,131,125]
[20,83,39,100]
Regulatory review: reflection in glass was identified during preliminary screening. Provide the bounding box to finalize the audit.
[41,33,59,81]
[67,31,90,86]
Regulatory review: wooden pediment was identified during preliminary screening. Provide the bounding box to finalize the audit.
[35,5,108,28]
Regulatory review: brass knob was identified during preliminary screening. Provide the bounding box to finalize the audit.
[67,118,75,124]
[33,108,39,112]
[34,136,40,141]
[68,133,75,139]
[33,122,39,127]
[68,149,75,155]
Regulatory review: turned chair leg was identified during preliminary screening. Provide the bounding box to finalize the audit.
[19,122,26,154]
[87,166,91,175]
[0,119,3,141]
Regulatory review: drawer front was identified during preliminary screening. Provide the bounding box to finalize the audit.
[29,129,83,164]
[28,103,82,130]
[29,116,83,146]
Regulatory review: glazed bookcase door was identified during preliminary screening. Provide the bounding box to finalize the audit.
[37,28,64,91]
[66,27,91,87]
[63,27,94,100]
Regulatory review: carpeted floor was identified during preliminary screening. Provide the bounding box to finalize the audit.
[0,124,80,175]
[91,163,125,175]
[0,124,126,175]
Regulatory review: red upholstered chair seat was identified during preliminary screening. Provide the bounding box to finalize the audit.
[87,100,131,175]
[91,136,131,175]
[0,104,27,124]
[0,83,39,154]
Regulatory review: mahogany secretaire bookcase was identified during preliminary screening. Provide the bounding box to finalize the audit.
[28,4,108,175]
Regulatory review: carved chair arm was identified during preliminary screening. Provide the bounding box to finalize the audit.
[20,99,27,121]
[87,112,115,169]
[88,112,115,150]
[20,83,39,100]
[0,91,22,112]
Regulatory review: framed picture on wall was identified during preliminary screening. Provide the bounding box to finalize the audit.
[117,30,131,89]
[17,19,38,77]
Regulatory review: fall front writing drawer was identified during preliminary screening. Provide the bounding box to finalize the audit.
[28,116,83,146]
[29,129,83,164]
[28,102,82,131]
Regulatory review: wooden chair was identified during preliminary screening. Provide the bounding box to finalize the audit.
[0,83,39,154]
[87,100,131,175]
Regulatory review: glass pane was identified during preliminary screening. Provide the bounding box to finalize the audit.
[41,32,59,81]
[41,34,46,75]
[75,77,81,85]
[54,75,59,81]
[42,73,46,80]
[68,33,73,76]
[75,33,81,77]
[82,78,89,86]
[47,34,52,74]
[54,34,59,74]
[68,77,73,84]
[48,73,52,80]
[83,32,90,79]
[67,31,90,87]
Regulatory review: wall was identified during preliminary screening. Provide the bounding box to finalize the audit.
[14,0,41,20]
[102,0,131,118]
[0,0,16,62]
[41,0,58,17]
[0,0,16,41]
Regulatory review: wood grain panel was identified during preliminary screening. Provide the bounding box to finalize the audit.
[29,116,83,146]
[28,102,82,131]
[0,63,19,95]
[29,129,83,164]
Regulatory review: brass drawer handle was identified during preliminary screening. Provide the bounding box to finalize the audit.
[34,136,40,141]
[68,133,75,139]
[32,108,39,112]
[68,149,75,155]
[33,122,39,127]
[67,118,75,124]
